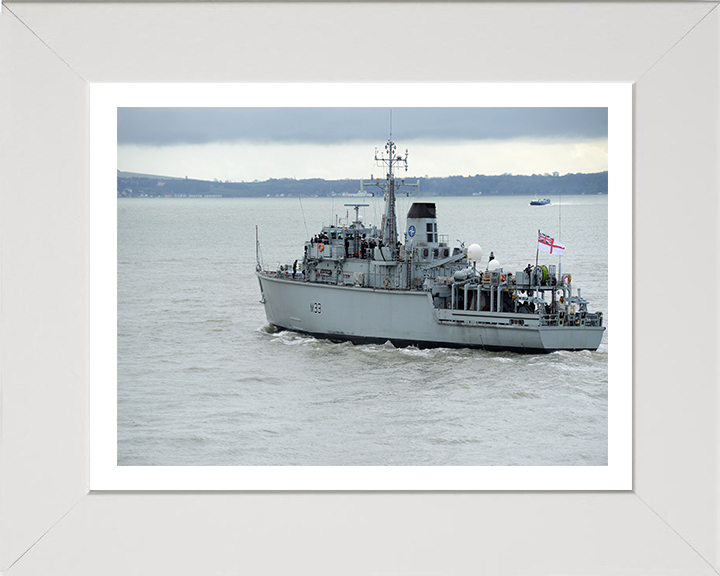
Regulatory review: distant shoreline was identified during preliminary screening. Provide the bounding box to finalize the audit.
[118,170,608,199]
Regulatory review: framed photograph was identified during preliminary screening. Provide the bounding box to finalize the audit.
[92,84,631,492]
[2,2,718,574]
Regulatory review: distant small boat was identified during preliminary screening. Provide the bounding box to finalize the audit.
[530,194,551,206]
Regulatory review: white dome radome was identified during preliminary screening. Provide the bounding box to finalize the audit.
[487,259,501,271]
[467,244,482,263]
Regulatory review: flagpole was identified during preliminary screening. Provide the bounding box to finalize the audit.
[535,229,540,299]
[558,189,562,282]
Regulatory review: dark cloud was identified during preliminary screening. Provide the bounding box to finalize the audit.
[117,107,607,146]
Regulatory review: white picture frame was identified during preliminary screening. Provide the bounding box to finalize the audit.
[1,2,718,574]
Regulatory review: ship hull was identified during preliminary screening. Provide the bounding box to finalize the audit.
[257,273,604,353]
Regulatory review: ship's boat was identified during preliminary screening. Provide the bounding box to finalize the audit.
[256,139,604,353]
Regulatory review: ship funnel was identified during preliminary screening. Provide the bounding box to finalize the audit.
[406,202,437,244]
[406,202,440,261]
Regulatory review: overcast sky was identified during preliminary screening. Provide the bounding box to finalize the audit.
[117,107,608,181]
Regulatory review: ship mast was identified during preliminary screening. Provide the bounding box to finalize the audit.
[375,138,408,250]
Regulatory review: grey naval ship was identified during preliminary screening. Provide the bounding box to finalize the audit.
[256,139,605,353]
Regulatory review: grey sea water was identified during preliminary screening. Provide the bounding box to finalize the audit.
[118,195,608,466]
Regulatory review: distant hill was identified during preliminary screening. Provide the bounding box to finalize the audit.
[117,170,608,198]
[117,170,181,180]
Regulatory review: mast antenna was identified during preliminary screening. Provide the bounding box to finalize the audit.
[255,225,262,271]
[298,196,309,239]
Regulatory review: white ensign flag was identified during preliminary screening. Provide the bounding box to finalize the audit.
[538,232,565,255]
